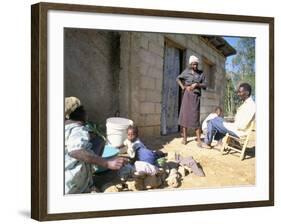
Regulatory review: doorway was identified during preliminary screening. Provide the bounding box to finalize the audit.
[161,40,184,135]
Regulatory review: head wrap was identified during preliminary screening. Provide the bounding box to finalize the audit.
[65,96,81,119]
[189,55,199,64]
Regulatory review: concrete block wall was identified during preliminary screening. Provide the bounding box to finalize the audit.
[161,34,226,124]
[184,35,226,122]
[122,32,227,136]
[118,32,165,137]
[141,33,226,135]
[65,29,227,138]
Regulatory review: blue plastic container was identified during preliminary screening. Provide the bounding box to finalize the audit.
[95,145,119,173]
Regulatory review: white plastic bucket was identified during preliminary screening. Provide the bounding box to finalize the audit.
[106,117,133,148]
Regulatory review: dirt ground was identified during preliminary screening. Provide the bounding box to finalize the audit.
[142,133,256,189]
[93,132,255,192]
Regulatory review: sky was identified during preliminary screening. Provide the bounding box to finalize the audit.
[223,36,239,72]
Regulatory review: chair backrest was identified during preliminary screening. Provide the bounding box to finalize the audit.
[244,114,255,133]
[236,116,255,138]
[244,119,255,137]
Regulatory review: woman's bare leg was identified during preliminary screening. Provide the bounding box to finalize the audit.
[182,127,187,144]
[195,128,202,144]
[195,128,211,148]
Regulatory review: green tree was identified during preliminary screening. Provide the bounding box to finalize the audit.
[231,38,255,76]
[225,73,241,116]
[224,37,255,116]
[230,38,255,94]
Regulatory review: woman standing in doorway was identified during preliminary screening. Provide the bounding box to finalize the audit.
[176,55,207,146]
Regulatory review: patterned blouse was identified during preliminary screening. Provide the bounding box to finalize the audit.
[64,122,95,194]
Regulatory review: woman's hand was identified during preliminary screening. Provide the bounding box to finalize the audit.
[191,83,198,89]
[184,86,192,91]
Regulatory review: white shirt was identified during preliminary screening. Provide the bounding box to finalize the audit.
[202,113,218,133]
[123,138,145,158]
[223,96,256,136]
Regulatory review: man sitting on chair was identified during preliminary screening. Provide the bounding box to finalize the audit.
[202,83,256,149]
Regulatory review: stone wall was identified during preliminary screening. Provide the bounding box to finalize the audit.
[64,28,120,125]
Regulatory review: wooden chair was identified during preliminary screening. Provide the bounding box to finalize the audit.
[220,120,255,160]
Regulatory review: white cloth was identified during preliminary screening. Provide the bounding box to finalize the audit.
[134,161,159,176]
[189,55,199,64]
[202,113,218,134]
[223,96,256,136]
[123,138,145,158]
[65,122,95,194]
